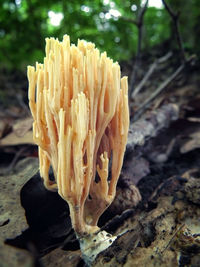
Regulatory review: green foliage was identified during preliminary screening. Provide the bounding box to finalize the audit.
[143,7,170,49]
[167,0,200,55]
[0,0,199,70]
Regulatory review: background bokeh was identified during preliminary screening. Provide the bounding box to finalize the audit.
[0,0,199,70]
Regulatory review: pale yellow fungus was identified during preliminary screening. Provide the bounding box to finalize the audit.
[27,35,129,235]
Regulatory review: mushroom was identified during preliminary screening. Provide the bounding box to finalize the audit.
[27,35,129,263]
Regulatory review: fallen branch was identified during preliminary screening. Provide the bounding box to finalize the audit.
[133,63,184,121]
[127,103,179,153]
[131,51,172,99]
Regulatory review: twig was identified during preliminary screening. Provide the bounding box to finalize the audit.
[134,63,184,121]
[162,0,186,63]
[131,51,172,99]
[0,146,28,175]
[161,224,185,254]
[16,94,31,116]
[129,0,149,98]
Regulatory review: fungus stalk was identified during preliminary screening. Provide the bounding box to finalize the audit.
[27,35,129,263]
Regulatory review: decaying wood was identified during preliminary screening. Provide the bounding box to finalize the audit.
[127,103,179,153]
[93,173,200,267]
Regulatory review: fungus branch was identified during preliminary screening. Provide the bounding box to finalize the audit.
[27,36,129,236]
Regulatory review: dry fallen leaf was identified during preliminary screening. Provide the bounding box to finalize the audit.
[0,157,38,266]
[180,131,200,153]
[0,117,34,146]
[0,130,34,146]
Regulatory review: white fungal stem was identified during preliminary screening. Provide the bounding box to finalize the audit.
[78,230,117,266]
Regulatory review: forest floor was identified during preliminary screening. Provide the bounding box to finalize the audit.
[0,51,200,267]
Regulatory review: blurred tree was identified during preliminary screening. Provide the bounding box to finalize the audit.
[166,0,200,56]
